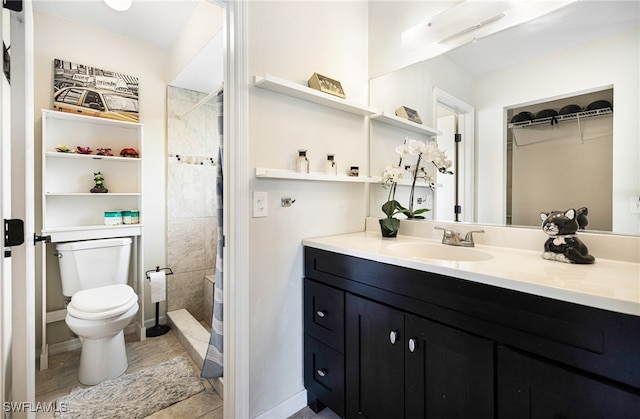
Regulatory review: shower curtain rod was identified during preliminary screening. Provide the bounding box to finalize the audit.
[176,84,223,120]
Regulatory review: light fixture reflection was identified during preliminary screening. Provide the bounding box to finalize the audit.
[402,0,579,54]
[104,0,133,12]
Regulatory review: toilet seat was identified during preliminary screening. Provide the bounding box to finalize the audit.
[67,284,138,320]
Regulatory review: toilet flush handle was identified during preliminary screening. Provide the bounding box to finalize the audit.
[53,253,62,258]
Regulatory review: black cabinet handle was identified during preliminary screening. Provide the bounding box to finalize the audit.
[316,368,328,377]
[316,310,327,318]
[408,338,417,353]
[389,330,398,344]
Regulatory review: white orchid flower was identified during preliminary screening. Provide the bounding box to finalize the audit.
[407,139,426,156]
[395,143,410,158]
[383,164,397,175]
[392,167,407,182]
[383,165,407,183]
[424,141,437,156]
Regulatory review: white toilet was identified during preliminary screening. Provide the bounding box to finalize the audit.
[56,237,139,385]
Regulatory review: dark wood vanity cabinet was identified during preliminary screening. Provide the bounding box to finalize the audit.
[303,247,640,418]
[498,346,640,418]
[345,294,494,419]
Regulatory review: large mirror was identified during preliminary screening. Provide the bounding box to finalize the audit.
[368,0,640,236]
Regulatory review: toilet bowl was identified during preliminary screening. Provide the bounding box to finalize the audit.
[65,284,139,385]
[56,238,138,385]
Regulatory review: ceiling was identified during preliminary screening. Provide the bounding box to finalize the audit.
[31,1,639,89]
[32,0,201,49]
[32,0,222,93]
[445,0,640,76]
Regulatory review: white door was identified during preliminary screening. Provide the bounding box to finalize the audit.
[436,111,457,221]
[2,2,36,417]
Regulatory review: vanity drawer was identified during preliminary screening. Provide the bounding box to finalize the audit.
[304,278,344,353]
[304,335,345,418]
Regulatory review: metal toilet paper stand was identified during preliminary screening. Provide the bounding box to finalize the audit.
[145,266,173,337]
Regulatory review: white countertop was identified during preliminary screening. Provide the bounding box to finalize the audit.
[303,232,640,316]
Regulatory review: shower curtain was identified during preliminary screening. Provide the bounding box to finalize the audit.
[201,90,224,378]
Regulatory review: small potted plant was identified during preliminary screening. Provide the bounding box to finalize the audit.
[380,146,408,237]
[380,138,453,236]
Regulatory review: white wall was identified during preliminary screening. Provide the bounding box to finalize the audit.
[168,0,223,92]
[474,28,640,235]
[33,11,168,345]
[247,1,369,416]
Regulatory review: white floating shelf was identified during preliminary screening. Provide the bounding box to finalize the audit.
[371,112,442,136]
[254,74,377,117]
[255,167,380,183]
[42,224,143,242]
[42,109,142,128]
[44,192,141,196]
[45,151,141,162]
[393,180,439,189]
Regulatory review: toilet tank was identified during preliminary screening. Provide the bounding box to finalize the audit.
[56,238,132,296]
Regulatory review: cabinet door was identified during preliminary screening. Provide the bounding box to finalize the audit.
[498,346,640,418]
[405,314,494,419]
[346,294,405,419]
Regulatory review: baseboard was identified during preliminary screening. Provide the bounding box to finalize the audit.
[37,320,148,365]
[144,315,167,329]
[43,337,82,357]
[254,389,308,419]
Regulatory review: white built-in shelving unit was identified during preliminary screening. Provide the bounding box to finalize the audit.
[41,109,143,241]
[39,109,145,370]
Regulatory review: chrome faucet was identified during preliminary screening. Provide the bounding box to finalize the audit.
[434,226,484,247]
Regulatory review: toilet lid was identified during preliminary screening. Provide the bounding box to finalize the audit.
[70,284,136,313]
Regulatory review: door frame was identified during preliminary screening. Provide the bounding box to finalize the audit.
[222,0,250,417]
[10,0,37,415]
[1,5,8,410]
[433,87,475,223]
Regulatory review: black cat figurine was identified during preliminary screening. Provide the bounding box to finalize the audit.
[540,208,595,264]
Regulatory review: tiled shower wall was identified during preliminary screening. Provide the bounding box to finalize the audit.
[166,86,220,321]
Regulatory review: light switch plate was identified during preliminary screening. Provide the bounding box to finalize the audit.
[630,196,640,214]
[253,191,268,217]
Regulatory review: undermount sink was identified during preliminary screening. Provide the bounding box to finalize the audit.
[387,242,494,262]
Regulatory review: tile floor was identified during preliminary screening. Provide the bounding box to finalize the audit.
[35,330,223,418]
[35,329,339,418]
[287,407,341,419]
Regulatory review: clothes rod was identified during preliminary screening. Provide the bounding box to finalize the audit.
[176,84,223,120]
